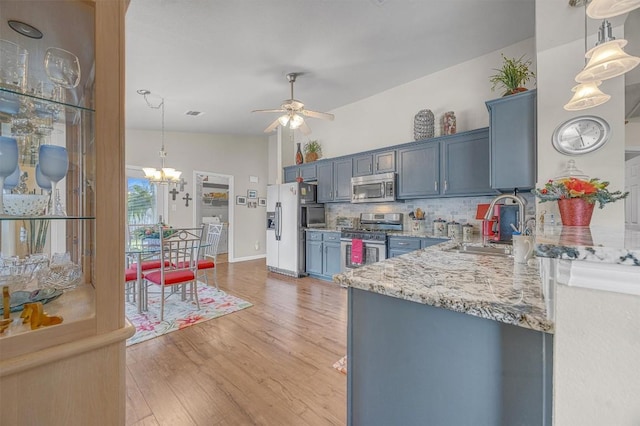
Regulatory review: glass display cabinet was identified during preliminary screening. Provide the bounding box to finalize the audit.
[0,1,130,424]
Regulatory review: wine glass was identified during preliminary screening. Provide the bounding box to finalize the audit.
[44,47,80,89]
[38,144,68,216]
[0,136,19,214]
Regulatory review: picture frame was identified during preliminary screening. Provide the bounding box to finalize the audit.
[258,198,266,207]
[236,195,247,205]
[247,189,258,199]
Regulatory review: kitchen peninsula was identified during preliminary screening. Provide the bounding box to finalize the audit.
[334,239,553,426]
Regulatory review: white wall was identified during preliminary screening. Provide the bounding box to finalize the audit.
[309,38,536,158]
[126,129,269,260]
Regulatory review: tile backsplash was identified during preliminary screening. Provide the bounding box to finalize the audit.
[326,193,536,232]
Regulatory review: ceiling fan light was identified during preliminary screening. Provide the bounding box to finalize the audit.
[575,39,640,82]
[289,114,304,129]
[278,115,290,126]
[563,81,611,111]
[587,0,640,19]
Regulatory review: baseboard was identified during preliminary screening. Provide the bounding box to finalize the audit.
[230,254,266,263]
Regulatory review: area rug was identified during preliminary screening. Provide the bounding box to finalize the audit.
[126,282,252,346]
[333,356,347,374]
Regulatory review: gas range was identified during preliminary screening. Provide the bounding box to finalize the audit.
[340,213,404,242]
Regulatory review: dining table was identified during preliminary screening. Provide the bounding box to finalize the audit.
[125,240,210,313]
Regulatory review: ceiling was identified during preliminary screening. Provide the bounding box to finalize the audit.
[125,0,536,136]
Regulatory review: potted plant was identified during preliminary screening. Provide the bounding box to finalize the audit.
[304,140,322,163]
[489,54,536,96]
[534,177,628,226]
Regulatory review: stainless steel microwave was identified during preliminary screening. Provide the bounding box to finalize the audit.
[351,172,396,203]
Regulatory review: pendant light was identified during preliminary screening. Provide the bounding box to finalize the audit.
[565,3,612,110]
[564,81,611,110]
[587,0,640,19]
[575,20,640,83]
[138,90,182,186]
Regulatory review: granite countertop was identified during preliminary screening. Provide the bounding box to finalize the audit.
[305,228,341,232]
[334,240,553,333]
[535,225,640,267]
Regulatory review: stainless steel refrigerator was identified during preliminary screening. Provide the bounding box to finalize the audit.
[266,182,325,277]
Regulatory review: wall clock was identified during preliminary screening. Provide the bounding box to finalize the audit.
[551,115,611,155]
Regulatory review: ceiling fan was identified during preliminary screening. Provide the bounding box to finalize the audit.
[252,73,335,135]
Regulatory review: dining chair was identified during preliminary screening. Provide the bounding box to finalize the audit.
[198,223,223,288]
[143,225,205,320]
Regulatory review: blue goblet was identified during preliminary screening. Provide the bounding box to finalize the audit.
[38,144,68,216]
[36,163,52,214]
[3,165,20,190]
[0,136,19,214]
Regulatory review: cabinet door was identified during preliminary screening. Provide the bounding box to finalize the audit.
[352,154,374,177]
[316,162,334,202]
[333,159,353,202]
[397,144,439,199]
[306,240,324,275]
[486,90,537,190]
[374,151,396,173]
[323,242,342,276]
[441,129,494,197]
[300,163,317,181]
[284,167,298,183]
[421,238,445,248]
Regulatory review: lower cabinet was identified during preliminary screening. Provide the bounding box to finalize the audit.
[306,230,342,280]
[388,236,445,257]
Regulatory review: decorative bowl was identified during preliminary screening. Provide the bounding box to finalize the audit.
[2,194,49,216]
[37,261,82,290]
[0,255,50,291]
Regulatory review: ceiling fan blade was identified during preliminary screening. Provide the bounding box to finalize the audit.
[299,120,312,135]
[264,118,281,133]
[252,108,287,114]
[302,109,335,121]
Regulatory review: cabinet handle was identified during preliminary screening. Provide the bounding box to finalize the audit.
[369,164,372,172]
[398,242,409,246]
[444,180,448,192]
[434,181,438,191]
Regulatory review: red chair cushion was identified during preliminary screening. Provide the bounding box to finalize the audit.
[129,260,171,271]
[125,268,137,282]
[144,270,196,285]
[197,259,215,269]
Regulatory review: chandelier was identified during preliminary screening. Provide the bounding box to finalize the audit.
[138,89,182,185]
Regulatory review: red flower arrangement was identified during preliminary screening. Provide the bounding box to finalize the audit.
[534,177,627,208]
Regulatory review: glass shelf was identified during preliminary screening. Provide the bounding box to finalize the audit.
[0,215,96,221]
[0,86,95,113]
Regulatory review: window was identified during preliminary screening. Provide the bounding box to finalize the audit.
[126,166,167,224]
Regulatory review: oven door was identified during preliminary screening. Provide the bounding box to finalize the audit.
[340,239,387,272]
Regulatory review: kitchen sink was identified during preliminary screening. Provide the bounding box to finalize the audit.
[447,244,512,258]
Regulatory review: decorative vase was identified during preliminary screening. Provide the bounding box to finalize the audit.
[503,87,528,97]
[442,111,456,135]
[557,198,595,226]
[295,143,303,165]
[305,152,318,163]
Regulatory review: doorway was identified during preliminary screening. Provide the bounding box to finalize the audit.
[625,150,640,230]
[193,170,234,263]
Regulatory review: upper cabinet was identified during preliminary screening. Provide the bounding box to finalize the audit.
[352,150,395,177]
[397,129,494,199]
[317,158,352,203]
[283,163,317,183]
[485,89,537,191]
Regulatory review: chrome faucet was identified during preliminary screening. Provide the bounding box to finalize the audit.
[484,193,527,234]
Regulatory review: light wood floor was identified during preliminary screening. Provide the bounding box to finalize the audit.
[126,259,348,426]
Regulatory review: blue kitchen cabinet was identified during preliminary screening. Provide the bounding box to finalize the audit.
[397,143,440,199]
[316,162,334,202]
[317,158,352,203]
[283,163,317,183]
[352,151,396,177]
[388,236,446,257]
[485,89,537,191]
[306,230,342,280]
[440,128,495,196]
